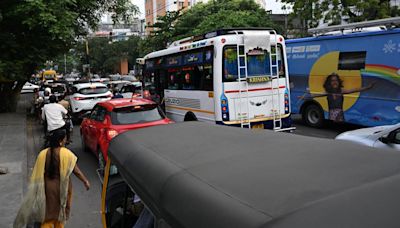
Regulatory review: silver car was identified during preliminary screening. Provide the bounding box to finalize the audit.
[335,123,400,151]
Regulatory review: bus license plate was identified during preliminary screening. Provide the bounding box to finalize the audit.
[251,123,264,129]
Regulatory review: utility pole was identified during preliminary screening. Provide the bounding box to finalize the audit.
[85,39,91,80]
[64,54,67,75]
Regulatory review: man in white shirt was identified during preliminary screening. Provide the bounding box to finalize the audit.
[42,95,71,142]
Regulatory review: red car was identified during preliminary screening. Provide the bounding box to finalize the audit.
[80,98,173,169]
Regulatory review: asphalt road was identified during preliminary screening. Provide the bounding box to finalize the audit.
[290,114,362,139]
[67,125,102,227]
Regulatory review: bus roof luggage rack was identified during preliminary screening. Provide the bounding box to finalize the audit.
[168,27,276,47]
[308,16,400,35]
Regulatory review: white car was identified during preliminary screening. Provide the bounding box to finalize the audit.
[105,80,131,92]
[120,81,142,98]
[335,123,400,151]
[69,82,112,119]
[21,82,39,93]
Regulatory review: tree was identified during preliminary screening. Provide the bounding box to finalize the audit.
[147,10,182,49]
[281,0,400,36]
[0,0,138,112]
[73,36,142,75]
[141,0,276,54]
[175,0,276,39]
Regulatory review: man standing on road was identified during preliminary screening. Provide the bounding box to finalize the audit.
[42,95,71,143]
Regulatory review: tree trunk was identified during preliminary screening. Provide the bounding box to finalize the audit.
[0,81,24,113]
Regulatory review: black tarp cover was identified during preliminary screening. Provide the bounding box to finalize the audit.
[108,122,400,228]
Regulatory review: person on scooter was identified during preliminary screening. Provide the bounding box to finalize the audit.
[42,95,71,144]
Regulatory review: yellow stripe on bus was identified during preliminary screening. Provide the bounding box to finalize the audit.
[166,105,215,114]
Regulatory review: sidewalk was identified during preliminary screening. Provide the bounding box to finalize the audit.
[0,94,29,227]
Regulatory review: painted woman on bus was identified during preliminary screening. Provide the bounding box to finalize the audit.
[301,73,374,122]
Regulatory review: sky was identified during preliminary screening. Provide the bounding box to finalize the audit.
[132,0,288,19]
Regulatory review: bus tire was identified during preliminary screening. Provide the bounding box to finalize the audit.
[184,112,198,121]
[302,104,324,128]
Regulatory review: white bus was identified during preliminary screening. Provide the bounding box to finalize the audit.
[142,28,293,130]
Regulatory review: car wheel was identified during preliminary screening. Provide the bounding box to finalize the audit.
[302,104,324,128]
[80,133,88,152]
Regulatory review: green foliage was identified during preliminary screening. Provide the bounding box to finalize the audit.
[281,0,400,32]
[175,0,274,39]
[0,0,138,82]
[73,36,142,75]
[144,0,275,54]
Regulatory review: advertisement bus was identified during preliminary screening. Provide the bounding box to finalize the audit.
[141,28,292,130]
[287,18,400,127]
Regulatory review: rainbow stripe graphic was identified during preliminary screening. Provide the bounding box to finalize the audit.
[361,64,400,85]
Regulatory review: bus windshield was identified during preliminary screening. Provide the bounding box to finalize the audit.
[223,45,285,82]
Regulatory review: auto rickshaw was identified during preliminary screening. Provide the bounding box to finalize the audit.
[101,122,400,228]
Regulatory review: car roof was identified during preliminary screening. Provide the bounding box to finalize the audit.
[98,98,156,111]
[106,80,131,84]
[109,122,400,228]
[73,82,107,89]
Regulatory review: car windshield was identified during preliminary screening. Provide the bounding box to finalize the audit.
[78,87,108,95]
[111,104,164,125]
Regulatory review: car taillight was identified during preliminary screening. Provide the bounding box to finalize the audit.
[106,129,119,141]
[73,96,85,100]
[221,93,229,121]
[284,89,290,114]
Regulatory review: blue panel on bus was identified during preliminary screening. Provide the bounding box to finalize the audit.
[287,29,400,126]
[183,52,203,65]
[205,50,213,63]
[165,56,182,67]
[146,60,155,69]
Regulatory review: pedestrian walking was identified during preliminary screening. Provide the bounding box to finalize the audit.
[14,129,90,228]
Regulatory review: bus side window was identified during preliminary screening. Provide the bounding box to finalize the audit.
[223,47,238,82]
[278,45,286,78]
[182,67,201,90]
[202,64,213,91]
[168,73,179,90]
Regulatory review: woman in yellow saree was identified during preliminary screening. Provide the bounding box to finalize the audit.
[14,129,90,228]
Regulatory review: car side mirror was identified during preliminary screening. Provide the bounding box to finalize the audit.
[82,112,91,119]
